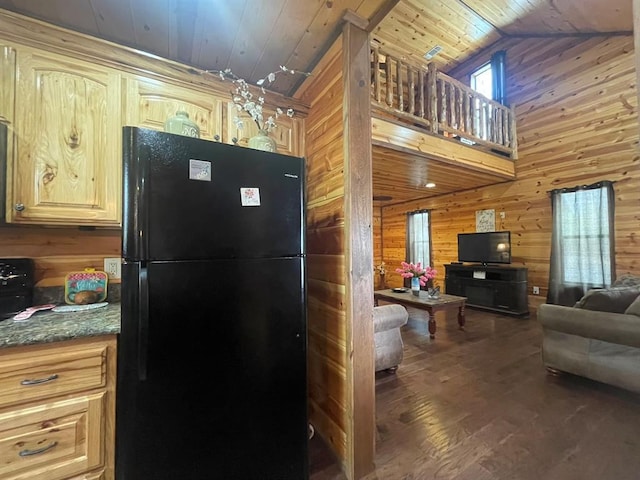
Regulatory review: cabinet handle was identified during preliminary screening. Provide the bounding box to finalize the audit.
[19,441,58,457]
[14,203,25,212]
[20,373,59,385]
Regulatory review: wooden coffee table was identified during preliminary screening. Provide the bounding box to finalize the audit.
[374,289,466,339]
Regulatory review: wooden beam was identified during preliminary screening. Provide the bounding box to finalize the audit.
[366,0,401,33]
[342,13,375,480]
[371,116,516,178]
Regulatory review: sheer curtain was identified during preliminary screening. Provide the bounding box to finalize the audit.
[547,181,615,306]
[406,210,431,288]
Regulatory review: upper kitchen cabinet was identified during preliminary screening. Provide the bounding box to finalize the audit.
[0,44,15,125]
[125,77,223,140]
[10,49,122,226]
[227,102,304,157]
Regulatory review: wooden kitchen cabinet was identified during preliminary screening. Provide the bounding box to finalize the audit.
[0,336,116,480]
[0,44,15,125]
[125,76,224,140]
[9,49,122,226]
[227,102,304,156]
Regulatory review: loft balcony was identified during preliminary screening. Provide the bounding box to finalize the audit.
[369,45,518,205]
[370,45,518,159]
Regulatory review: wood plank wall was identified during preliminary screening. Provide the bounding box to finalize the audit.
[379,35,639,313]
[0,227,120,286]
[300,39,350,469]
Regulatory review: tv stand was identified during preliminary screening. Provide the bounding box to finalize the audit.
[445,264,529,316]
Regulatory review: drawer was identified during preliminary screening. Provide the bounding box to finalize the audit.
[0,391,105,480]
[0,344,108,409]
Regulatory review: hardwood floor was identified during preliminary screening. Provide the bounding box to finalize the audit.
[309,306,640,480]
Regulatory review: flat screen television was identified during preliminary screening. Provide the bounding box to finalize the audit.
[457,231,511,265]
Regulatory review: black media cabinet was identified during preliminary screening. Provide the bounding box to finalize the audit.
[444,263,529,316]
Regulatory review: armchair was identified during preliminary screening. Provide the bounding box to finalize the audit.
[374,304,409,373]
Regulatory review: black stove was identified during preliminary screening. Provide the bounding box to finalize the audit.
[0,258,35,320]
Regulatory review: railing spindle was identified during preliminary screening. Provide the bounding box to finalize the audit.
[385,57,393,107]
[428,63,438,132]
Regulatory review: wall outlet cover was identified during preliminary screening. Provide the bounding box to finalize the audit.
[104,258,122,279]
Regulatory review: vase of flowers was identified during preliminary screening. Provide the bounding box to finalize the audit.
[375,262,387,289]
[248,129,277,152]
[395,261,437,296]
[204,65,310,152]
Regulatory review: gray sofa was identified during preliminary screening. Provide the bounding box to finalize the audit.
[374,304,409,373]
[538,275,640,393]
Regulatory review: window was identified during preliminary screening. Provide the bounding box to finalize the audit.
[547,181,615,306]
[470,62,493,99]
[469,50,506,104]
[407,210,431,269]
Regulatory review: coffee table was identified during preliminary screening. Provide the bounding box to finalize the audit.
[374,289,466,339]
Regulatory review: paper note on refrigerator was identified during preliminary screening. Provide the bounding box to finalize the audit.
[240,188,261,206]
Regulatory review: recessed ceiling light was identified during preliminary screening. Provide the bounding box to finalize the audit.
[425,182,436,188]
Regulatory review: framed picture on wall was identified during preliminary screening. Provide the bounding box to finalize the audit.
[476,209,495,232]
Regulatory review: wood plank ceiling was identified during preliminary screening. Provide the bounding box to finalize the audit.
[0,0,632,206]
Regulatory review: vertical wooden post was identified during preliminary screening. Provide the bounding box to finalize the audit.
[408,68,415,115]
[373,46,381,103]
[418,69,425,119]
[428,62,438,132]
[342,10,375,480]
[385,56,393,107]
[397,60,404,112]
[463,92,470,134]
[510,103,518,160]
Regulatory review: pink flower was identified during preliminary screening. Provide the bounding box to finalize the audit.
[395,261,437,285]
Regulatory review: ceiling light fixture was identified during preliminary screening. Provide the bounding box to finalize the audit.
[424,45,443,60]
[425,182,436,188]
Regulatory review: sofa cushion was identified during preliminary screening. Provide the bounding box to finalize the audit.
[624,294,640,316]
[612,274,640,288]
[574,287,640,313]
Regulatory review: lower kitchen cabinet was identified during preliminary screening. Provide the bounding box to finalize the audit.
[0,335,116,480]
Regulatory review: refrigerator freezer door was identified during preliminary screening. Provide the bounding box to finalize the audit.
[123,126,305,261]
[116,257,308,479]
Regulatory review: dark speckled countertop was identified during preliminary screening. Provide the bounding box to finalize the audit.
[0,302,121,349]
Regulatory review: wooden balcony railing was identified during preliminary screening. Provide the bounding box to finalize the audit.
[370,45,518,159]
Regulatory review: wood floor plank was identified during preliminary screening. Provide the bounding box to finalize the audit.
[309,307,640,480]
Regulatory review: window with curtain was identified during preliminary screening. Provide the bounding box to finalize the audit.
[406,210,431,287]
[470,51,506,142]
[547,181,615,306]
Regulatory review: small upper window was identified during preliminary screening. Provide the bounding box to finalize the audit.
[470,63,493,99]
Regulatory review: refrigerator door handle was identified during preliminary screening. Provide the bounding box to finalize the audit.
[138,266,149,381]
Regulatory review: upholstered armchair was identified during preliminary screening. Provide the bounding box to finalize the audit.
[374,304,409,373]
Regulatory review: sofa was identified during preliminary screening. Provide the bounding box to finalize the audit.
[374,304,409,373]
[538,275,640,393]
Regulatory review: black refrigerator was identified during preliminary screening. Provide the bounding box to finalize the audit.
[116,126,308,479]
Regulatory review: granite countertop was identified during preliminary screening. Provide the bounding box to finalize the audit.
[0,302,121,349]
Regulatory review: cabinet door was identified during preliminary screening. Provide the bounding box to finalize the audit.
[227,102,303,156]
[0,45,15,222]
[0,45,15,125]
[0,392,105,480]
[12,51,122,226]
[125,76,223,140]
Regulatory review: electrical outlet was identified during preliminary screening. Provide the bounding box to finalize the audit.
[533,286,540,295]
[104,258,122,280]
